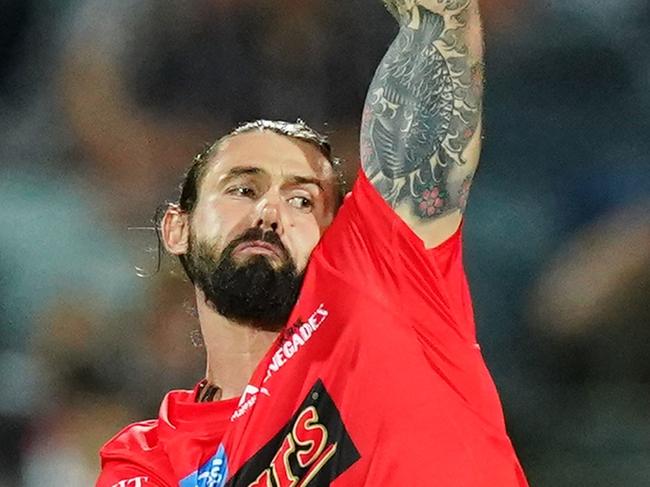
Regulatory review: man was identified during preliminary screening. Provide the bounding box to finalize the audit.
[98,0,529,485]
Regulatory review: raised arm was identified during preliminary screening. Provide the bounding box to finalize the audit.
[360,0,483,247]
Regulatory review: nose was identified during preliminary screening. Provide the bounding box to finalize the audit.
[255,200,283,235]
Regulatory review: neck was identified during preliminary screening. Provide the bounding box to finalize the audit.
[195,289,279,400]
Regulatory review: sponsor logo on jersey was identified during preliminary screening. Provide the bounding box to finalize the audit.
[111,477,150,487]
[180,444,229,487]
[239,385,271,406]
[231,304,329,422]
[225,380,360,487]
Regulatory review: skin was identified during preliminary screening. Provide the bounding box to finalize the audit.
[162,131,338,399]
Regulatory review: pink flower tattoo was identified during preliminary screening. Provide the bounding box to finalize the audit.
[418,186,447,217]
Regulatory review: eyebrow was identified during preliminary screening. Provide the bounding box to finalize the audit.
[219,166,266,185]
[284,175,324,192]
[220,166,324,191]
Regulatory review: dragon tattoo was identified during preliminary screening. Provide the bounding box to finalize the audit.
[361,0,482,218]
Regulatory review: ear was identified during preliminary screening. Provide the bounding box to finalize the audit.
[161,204,190,256]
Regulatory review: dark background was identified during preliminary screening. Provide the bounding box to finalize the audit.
[1,0,649,485]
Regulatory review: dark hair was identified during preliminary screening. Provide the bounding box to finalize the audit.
[173,119,346,277]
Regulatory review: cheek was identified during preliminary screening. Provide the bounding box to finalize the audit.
[191,211,222,246]
[191,201,243,250]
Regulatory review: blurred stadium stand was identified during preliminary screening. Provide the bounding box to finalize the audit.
[1,0,649,485]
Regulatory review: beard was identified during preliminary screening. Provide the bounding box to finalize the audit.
[185,227,304,332]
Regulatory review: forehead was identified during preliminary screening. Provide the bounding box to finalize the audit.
[205,131,334,183]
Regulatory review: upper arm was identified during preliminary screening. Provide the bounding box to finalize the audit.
[360,0,484,248]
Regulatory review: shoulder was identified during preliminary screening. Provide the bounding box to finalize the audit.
[101,386,198,459]
[99,388,197,484]
[97,419,170,487]
[101,419,162,459]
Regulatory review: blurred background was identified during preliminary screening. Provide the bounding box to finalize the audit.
[1,0,649,485]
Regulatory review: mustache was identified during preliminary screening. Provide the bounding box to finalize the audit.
[223,227,289,262]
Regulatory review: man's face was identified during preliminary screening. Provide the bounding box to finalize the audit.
[185,131,338,329]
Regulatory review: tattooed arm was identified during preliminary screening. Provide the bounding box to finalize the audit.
[360,0,483,248]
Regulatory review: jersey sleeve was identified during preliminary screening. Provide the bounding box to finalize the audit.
[318,169,477,345]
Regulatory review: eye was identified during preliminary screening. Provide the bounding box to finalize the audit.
[226,186,257,198]
[288,196,313,211]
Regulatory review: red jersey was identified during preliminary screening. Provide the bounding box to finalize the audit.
[98,171,529,487]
